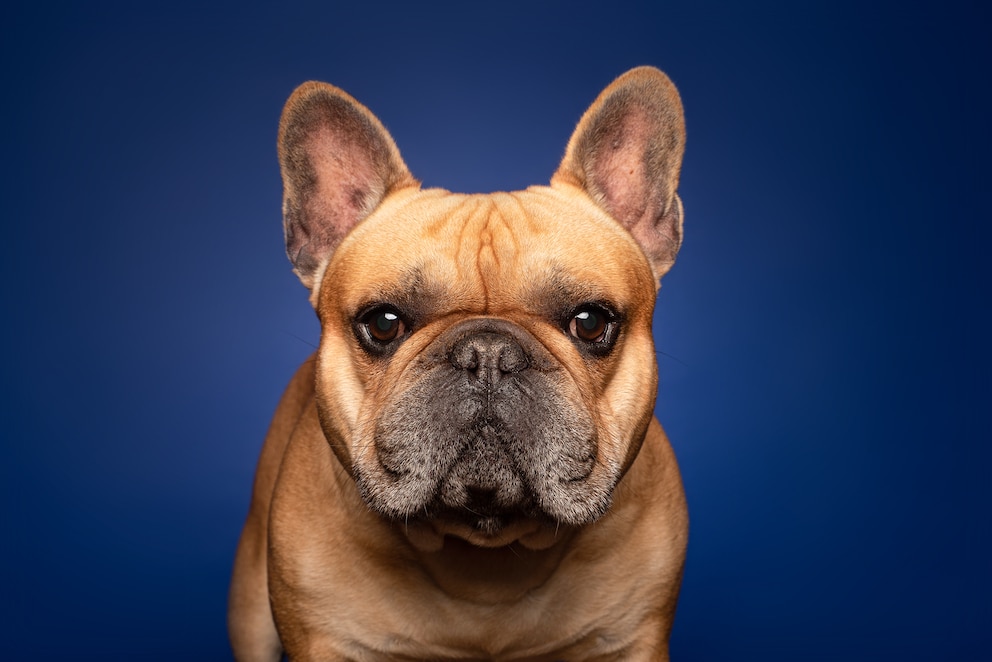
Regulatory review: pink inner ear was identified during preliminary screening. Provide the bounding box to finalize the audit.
[308,126,384,237]
[589,106,659,233]
[284,125,389,284]
[584,103,682,278]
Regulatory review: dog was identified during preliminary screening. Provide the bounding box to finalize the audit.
[228,66,689,661]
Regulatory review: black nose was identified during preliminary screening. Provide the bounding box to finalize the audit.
[449,331,529,387]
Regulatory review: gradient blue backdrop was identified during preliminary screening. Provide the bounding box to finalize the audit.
[2,1,989,659]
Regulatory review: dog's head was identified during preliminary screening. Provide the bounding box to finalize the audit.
[278,68,685,551]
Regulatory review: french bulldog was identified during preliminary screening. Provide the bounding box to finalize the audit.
[229,66,689,661]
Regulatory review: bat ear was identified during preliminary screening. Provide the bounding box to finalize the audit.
[553,67,686,282]
[278,82,417,292]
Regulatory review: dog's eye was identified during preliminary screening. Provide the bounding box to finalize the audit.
[358,306,407,347]
[369,310,404,342]
[568,305,617,345]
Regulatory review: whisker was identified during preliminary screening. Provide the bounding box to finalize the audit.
[281,330,318,349]
[654,348,688,367]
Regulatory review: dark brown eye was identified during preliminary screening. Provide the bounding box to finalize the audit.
[362,307,406,344]
[569,307,609,343]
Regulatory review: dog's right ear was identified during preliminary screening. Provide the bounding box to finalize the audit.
[278,82,417,292]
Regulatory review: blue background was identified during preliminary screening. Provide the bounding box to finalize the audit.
[2,1,989,659]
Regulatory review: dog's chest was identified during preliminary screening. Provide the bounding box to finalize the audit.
[326,610,635,662]
[285,561,654,661]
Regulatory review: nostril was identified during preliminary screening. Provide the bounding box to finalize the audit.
[450,342,479,371]
[498,344,528,374]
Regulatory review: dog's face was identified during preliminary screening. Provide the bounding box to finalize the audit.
[277,68,685,551]
[314,188,661,550]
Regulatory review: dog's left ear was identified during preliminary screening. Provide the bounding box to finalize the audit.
[553,66,686,282]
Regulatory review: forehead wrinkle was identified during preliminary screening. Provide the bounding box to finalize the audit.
[406,195,495,315]
[501,191,542,235]
[490,194,524,265]
[447,197,495,309]
[474,195,532,311]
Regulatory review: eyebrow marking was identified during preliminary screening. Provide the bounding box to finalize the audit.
[528,265,623,320]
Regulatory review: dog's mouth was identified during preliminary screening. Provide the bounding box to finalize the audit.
[359,432,614,552]
[401,488,556,550]
[400,510,565,552]
[436,504,522,534]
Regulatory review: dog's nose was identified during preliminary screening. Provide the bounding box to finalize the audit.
[449,331,529,386]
